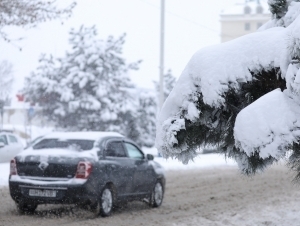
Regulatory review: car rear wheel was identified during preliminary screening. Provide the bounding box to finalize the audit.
[149,180,164,208]
[16,201,37,214]
[92,185,114,217]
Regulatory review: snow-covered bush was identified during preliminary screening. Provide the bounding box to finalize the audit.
[156,0,300,179]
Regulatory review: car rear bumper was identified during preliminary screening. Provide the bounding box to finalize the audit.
[9,179,101,205]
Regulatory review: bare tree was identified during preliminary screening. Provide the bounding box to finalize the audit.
[0,0,76,41]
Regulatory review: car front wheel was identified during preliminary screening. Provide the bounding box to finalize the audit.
[149,181,164,208]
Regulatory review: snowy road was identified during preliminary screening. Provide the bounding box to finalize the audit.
[1,164,300,226]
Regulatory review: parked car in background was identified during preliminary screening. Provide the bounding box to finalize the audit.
[0,130,23,163]
[9,131,165,216]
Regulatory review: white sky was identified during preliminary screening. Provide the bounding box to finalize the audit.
[0,0,262,95]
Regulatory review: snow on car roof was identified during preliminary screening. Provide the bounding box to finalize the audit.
[43,131,124,140]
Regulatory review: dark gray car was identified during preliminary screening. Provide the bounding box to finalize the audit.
[9,132,165,217]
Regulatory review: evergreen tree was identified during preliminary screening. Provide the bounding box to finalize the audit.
[24,26,141,141]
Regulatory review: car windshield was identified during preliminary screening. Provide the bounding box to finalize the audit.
[32,138,95,151]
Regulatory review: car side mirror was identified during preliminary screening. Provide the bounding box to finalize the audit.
[0,141,5,148]
[146,154,154,161]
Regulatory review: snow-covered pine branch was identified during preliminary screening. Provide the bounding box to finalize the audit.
[156,1,300,178]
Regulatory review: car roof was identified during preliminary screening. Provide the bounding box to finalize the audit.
[42,131,124,140]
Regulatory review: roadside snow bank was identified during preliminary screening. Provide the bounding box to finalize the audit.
[154,154,236,171]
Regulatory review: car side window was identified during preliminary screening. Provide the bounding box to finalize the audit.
[106,141,127,157]
[8,135,18,143]
[0,135,8,145]
[124,143,144,159]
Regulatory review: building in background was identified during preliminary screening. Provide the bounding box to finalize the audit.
[220,0,271,43]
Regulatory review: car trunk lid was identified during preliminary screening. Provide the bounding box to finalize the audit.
[15,148,95,179]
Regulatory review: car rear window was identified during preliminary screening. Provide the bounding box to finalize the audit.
[32,139,95,151]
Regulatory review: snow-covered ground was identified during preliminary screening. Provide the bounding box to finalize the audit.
[0,150,236,187]
[154,153,236,171]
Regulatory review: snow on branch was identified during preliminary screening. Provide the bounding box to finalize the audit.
[156,4,300,175]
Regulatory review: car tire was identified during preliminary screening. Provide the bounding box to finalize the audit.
[16,201,37,214]
[92,185,114,217]
[149,180,164,208]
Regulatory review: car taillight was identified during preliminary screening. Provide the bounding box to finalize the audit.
[10,159,17,176]
[75,161,92,179]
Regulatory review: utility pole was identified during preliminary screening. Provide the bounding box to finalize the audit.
[159,0,165,109]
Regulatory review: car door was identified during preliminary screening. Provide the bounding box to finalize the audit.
[123,142,155,194]
[0,134,13,163]
[104,140,136,197]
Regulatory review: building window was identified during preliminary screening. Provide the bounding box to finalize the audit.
[245,23,251,31]
[257,22,263,29]
[244,6,251,14]
[256,6,263,14]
